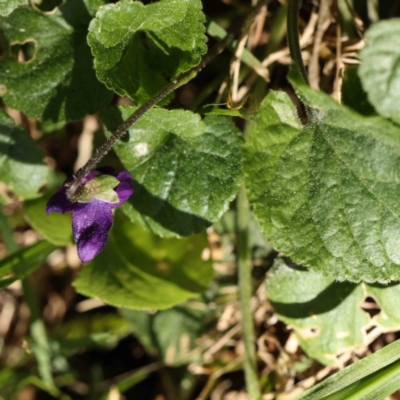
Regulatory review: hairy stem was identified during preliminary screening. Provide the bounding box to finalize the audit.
[287,0,309,84]
[67,0,269,199]
[236,184,261,400]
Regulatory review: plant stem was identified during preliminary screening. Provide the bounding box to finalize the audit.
[67,0,269,200]
[236,184,261,400]
[0,211,54,387]
[21,278,54,387]
[287,0,309,84]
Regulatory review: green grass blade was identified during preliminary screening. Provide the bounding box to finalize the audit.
[296,339,400,400]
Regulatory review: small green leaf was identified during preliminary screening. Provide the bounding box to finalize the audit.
[24,192,72,246]
[359,19,400,124]
[101,107,243,238]
[73,212,213,310]
[295,339,400,400]
[0,241,56,289]
[122,302,209,366]
[244,72,400,283]
[267,259,369,365]
[0,0,112,123]
[88,0,207,104]
[0,0,27,16]
[0,109,49,199]
[75,175,119,203]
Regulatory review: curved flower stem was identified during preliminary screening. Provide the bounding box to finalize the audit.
[67,0,269,200]
[287,0,309,84]
[236,184,261,400]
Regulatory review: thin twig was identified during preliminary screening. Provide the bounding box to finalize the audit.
[67,0,269,200]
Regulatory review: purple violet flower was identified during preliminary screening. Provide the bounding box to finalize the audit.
[46,167,133,263]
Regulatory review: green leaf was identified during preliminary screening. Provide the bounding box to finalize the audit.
[366,283,400,330]
[73,212,213,310]
[244,73,400,283]
[0,109,49,199]
[88,0,207,104]
[0,241,56,289]
[295,339,400,400]
[342,67,375,116]
[267,259,369,365]
[24,192,72,246]
[101,107,243,238]
[0,0,27,16]
[0,0,112,123]
[359,19,400,124]
[122,302,210,366]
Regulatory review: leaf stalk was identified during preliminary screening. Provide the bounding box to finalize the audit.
[287,0,309,84]
[236,184,261,400]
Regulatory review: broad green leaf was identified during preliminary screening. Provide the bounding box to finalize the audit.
[267,259,369,365]
[88,0,207,104]
[0,241,56,289]
[0,0,112,124]
[0,0,27,16]
[24,192,72,246]
[74,212,214,310]
[359,19,400,124]
[0,109,49,198]
[244,71,400,283]
[295,339,400,400]
[122,302,210,366]
[101,107,243,238]
[366,283,400,330]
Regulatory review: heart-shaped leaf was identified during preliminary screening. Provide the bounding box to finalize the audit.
[267,259,369,365]
[88,0,207,104]
[101,107,243,238]
[0,0,112,123]
[244,69,400,282]
[73,212,214,310]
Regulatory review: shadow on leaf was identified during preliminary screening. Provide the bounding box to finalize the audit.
[125,180,212,237]
[270,281,358,319]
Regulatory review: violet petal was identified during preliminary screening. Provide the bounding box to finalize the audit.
[46,187,75,215]
[112,171,134,208]
[72,199,114,263]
